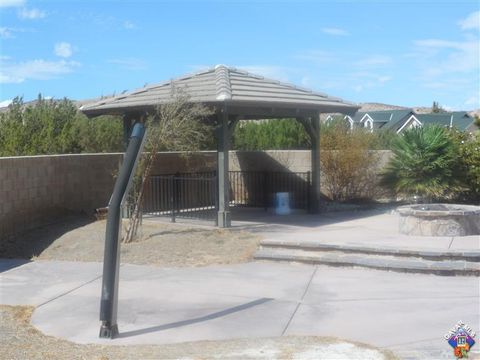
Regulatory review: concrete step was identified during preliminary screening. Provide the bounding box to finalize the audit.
[254,248,480,276]
[259,239,480,262]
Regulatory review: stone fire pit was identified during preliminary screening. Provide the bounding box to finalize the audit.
[398,204,480,236]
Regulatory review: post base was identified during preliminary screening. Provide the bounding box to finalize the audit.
[217,211,231,228]
[99,322,119,339]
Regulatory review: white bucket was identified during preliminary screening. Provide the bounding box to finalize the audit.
[275,192,291,215]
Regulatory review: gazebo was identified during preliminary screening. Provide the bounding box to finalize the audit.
[80,65,359,227]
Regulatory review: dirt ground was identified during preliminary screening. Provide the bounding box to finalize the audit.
[0,216,260,267]
[0,305,397,360]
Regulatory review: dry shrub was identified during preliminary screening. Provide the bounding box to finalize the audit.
[320,121,380,202]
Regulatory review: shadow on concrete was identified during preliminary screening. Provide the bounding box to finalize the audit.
[0,258,30,273]
[0,214,95,260]
[229,206,397,233]
[117,297,273,339]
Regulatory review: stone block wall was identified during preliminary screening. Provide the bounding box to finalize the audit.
[0,150,392,240]
[0,154,122,240]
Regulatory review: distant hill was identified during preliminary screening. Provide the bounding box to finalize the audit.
[358,102,410,112]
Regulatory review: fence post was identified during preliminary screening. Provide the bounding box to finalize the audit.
[170,175,176,223]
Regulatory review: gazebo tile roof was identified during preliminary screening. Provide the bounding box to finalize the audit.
[80,65,359,117]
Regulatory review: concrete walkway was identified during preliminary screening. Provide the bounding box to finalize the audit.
[229,208,480,252]
[1,259,478,359]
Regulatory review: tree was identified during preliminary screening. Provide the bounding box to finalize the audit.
[123,89,214,243]
[432,101,446,113]
[381,125,461,201]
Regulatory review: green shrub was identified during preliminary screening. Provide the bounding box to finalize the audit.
[381,125,462,201]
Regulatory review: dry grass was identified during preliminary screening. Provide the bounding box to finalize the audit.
[1,217,260,267]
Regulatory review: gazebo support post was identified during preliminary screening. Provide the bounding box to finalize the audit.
[216,108,231,228]
[310,114,321,213]
[122,116,134,150]
[297,114,321,213]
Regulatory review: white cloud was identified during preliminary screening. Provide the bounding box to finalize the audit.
[321,27,349,36]
[54,42,73,58]
[350,72,392,92]
[18,7,46,19]
[414,38,479,75]
[107,58,147,71]
[0,0,24,7]
[0,27,13,38]
[377,76,392,83]
[235,65,293,82]
[124,20,135,29]
[295,50,336,64]
[356,55,392,67]
[459,10,480,30]
[0,58,80,83]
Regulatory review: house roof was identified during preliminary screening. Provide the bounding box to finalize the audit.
[349,109,413,130]
[415,112,474,131]
[80,65,359,118]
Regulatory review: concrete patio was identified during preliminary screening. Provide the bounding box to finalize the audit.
[150,207,480,275]
[0,259,478,359]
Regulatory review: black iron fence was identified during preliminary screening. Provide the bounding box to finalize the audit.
[143,172,217,222]
[143,170,311,224]
[229,171,311,211]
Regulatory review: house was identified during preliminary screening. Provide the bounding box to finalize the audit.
[414,112,477,132]
[327,110,416,132]
[326,110,478,134]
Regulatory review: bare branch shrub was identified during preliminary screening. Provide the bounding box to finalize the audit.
[123,89,214,243]
[320,120,380,202]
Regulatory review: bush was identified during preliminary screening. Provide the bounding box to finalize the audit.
[0,95,124,155]
[320,120,380,201]
[381,125,462,202]
[233,119,310,150]
[448,130,480,203]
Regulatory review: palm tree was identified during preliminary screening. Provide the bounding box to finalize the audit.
[381,125,460,202]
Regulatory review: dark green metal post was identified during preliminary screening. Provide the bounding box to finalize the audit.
[99,123,146,339]
[310,114,321,213]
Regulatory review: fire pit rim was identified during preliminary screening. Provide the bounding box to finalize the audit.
[397,203,480,217]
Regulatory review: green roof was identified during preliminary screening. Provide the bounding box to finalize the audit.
[415,112,474,131]
[350,110,413,130]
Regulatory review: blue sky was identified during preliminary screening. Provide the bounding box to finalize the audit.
[1,0,479,110]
